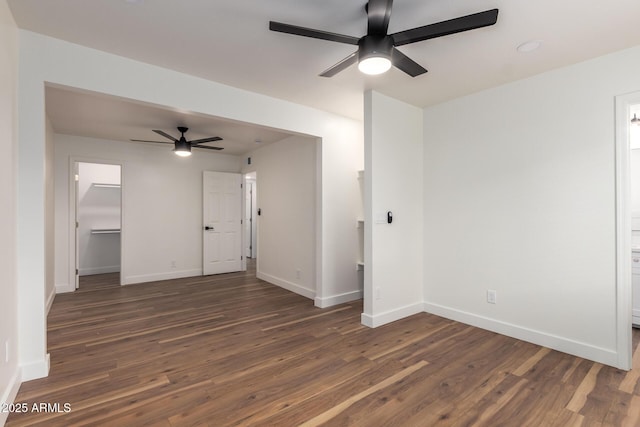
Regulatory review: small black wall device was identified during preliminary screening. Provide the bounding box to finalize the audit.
[387,211,393,224]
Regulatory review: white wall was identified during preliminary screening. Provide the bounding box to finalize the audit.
[422,45,640,367]
[0,0,20,422]
[77,162,121,276]
[54,134,242,290]
[362,91,424,327]
[242,136,318,300]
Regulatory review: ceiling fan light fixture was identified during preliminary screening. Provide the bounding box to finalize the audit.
[358,35,393,76]
[174,139,192,157]
[358,56,392,75]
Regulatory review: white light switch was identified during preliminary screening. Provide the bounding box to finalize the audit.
[375,212,386,224]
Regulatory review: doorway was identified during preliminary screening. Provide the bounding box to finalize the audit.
[615,92,640,370]
[245,172,257,260]
[630,104,640,327]
[74,161,122,289]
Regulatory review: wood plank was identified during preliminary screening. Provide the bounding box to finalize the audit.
[7,262,640,426]
[620,340,640,393]
[298,360,429,427]
[512,346,552,376]
[621,394,640,427]
[566,363,603,413]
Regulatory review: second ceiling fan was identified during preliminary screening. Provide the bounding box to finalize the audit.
[269,0,499,77]
[131,127,223,157]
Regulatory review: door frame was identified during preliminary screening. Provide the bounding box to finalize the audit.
[244,172,257,260]
[68,157,125,289]
[615,91,640,370]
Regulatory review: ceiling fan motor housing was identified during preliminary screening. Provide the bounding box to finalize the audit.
[174,138,191,153]
[358,35,393,62]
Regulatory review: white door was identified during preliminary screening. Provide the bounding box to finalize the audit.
[251,180,258,259]
[74,163,80,289]
[245,181,253,258]
[203,171,242,275]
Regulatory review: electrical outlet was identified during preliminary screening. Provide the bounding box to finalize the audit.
[487,290,497,304]
[295,269,301,280]
[171,260,176,269]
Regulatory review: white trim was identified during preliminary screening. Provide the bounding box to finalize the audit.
[257,271,315,300]
[315,138,323,303]
[315,290,363,308]
[46,285,56,314]
[614,91,640,370]
[124,269,202,285]
[20,353,50,382]
[424,302,619,368]
[360,302,423,328]
[0,368,22,426]
[68,157,76,291]
[79,265,120,276]
[55,283,74,294]
[241,175,247,272]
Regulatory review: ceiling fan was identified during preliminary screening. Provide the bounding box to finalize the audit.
[269,0,499,77]
[131,126,223,157]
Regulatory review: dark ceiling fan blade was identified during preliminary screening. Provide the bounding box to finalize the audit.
[152,129,179,142]
[189,136,223,144]
[130,139,173,144]
[391,48,427,77]
[367,0,393,35]
[269,21,359,45]
[319,51,359,77]
[391,9,499,47]
[193,144,224,151]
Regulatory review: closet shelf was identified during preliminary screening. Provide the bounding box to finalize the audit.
[91,228,121,234]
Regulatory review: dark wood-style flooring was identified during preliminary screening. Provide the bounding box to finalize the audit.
[7,261,640,426]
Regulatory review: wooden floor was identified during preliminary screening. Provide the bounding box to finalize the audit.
[7,263,640,426]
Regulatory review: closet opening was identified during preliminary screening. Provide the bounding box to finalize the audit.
[74,161,122,289]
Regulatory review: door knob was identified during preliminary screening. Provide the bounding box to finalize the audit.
[204,226,215,231]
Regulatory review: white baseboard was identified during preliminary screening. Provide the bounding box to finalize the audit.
[124,269,202,285]
[361,302,424,328]
[79,265,120,276]
[46,286,56,314]
[0,367,22,426]
[20,353,50,382]
[55,283,75,293]
[257,272,315,300]
[423,301,619,368]
[315,290,363,308]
